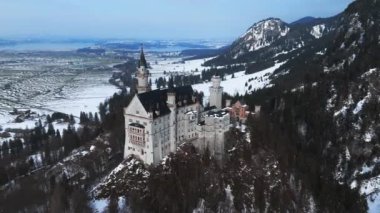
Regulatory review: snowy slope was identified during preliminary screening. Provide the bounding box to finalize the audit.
[193,62,284,99]
[310,24,326,39]
[230,18,290,58]
[241,18,289,51]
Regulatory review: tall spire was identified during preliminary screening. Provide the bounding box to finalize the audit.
[135,43,151,94]
[138,44,148,68]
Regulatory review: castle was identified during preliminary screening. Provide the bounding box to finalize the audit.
[123,47,230,165]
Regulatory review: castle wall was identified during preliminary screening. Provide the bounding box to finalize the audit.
[124,113,154,164]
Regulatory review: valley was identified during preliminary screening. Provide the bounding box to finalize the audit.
[1,0,380,212]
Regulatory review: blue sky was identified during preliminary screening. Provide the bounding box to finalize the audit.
[0,0,353,40]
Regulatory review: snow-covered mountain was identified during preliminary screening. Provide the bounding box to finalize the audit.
[92,0,380,211]
[258,0,380,211]
[205,16,335,68]
[230,18,290,58]
[3,0,380,212]
[201,0,380,211]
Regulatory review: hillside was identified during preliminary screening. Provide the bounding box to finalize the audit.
[1,0,379,212]
[242,0,380,211]
[91,1,380,212]
[204,14,337,74]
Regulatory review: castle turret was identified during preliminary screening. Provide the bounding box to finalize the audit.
[209,75,223,109]
[136,45,151,94]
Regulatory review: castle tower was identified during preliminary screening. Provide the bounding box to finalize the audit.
[209,75,223,109]
[136,45,151,94]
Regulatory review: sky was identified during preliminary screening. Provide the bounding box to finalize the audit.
[0,0,353,40]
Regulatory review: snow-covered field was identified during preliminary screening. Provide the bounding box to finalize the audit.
[147,54,212,90]
[193,62,284,98]
[145,54,284,104]
[145,52,284,102]
[0,52,122,138]
[1,49,283,141]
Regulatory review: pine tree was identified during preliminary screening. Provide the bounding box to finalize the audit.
[2,141,9,157]
[88,112,94,122]
[94,112,100,125]
[47,123,55,135]
[69,114,75,124]
[108,192,119,213]
[98,103,107,122]
[46,114,52,123]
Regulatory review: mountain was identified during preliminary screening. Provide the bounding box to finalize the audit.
[290,16,317,25]
[244,0,380,211]
[199,0,380,211]
[204,15,338,75]
[2,0,379,212]
[92,1,380,212]
[228,18,290,58]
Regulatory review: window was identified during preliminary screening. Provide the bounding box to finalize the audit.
[129,119,132,122]
[136,110,140,114]
[129,124,145,146]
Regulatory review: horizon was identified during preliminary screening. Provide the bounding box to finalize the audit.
[1,0,353,40]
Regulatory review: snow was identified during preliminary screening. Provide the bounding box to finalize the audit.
[29,152,43,167]
[308,196,317,213]
[363,129,374,143]
[112,164,126,174]
[91,198,108,213]
[351,180,358,189]
[361,164,375,175]
[353,157,380,212]
[291,85,305,93]
[148,55,212,90]
[345,146,351,160]
[361,68,378,78]
[273,50,289,57]
[368,193,380,213]
[334,106,348,117]
[326,88,337,111]
[193,62,284,99]
[240,19,290,52]
[45,84,119,116]
[316,48,327,55]
[0,52,122,143]
[1,119,38,131]
[353,99,366,114]
[310,24,326,39]
[360,175,380,197]
[353,92,371,115]
[225,185,235,210]
[63,149,89,162]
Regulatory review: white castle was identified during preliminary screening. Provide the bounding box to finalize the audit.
[123,47,230,165]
